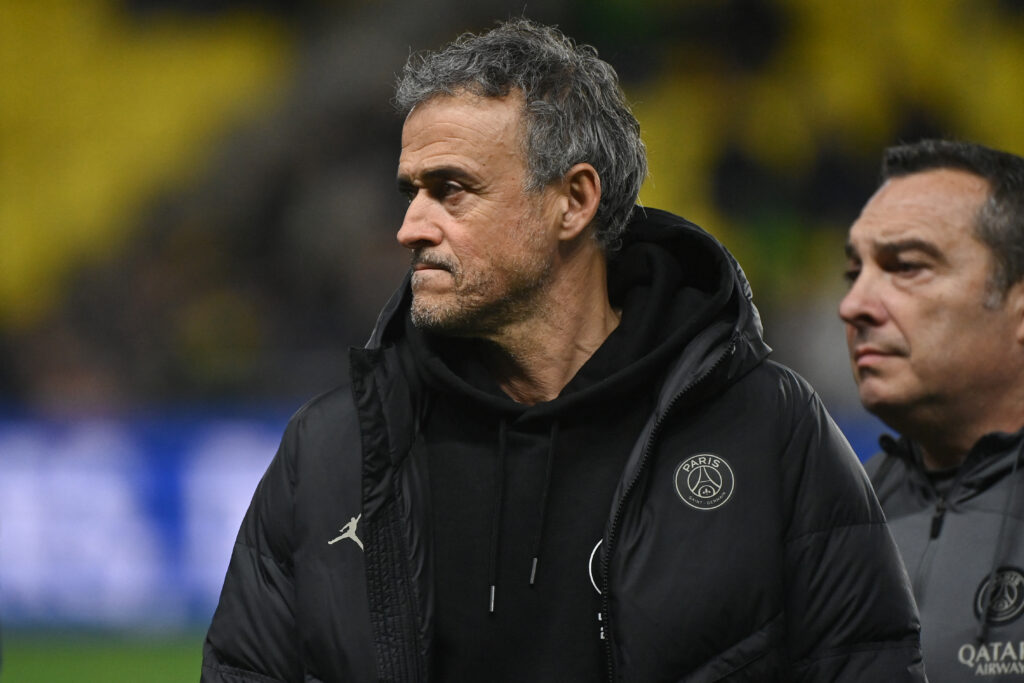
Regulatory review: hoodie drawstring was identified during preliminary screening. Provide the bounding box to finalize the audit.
[488,418,509,613]
[976,442,1024,642]
[487,418,561,612]
[529,421,559,586]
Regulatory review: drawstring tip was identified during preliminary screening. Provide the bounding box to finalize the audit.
[530,557,539,586]
[489,585,496,613]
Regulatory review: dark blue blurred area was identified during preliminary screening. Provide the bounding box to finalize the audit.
[0,408,289,629]
[0,407,887,630]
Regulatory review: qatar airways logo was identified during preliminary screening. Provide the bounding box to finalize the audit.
[958,641,1024,675]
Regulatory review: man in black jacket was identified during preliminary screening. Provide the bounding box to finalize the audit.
[842,139,1024,682]
[203,19,924,682]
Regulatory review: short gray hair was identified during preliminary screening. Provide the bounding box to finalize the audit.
[395,19,647,249]
[882,139,1024,303]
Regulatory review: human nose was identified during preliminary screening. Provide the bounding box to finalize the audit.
[397,192,443,249]
[838,268,885,328]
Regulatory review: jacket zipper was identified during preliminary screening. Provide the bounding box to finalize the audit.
[913,488,949,605]
[599,337,738,682]
[929,498,946,539]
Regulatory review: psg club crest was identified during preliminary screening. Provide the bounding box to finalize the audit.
[674,454,735,510]
[975,567,1024,625]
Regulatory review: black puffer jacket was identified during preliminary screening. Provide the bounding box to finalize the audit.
[202,208,924,682]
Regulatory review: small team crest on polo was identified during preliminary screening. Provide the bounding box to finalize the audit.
[674,454,735,510]
[974,567,1024,625]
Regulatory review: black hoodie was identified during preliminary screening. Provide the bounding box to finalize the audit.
[409,224,734,680]
[202,208,925,682]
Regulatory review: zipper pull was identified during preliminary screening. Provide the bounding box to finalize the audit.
[597,611,605,640]
[930,498,947,539]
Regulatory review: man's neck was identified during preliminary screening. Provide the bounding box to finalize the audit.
[482,250,620,405]
[484,303,620,405]
[917,440,971,472]
[911,408,1024,471]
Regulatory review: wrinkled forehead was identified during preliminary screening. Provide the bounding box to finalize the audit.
[398,91,531,185]
[402,91,528,154]
[404,88,527,132]
[848,169,989,247]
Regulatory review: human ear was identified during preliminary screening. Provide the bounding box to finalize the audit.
[558,163,601,241]
[1003,278,1024,346]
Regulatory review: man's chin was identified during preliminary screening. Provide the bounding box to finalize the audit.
[410,301,471,336]
[857,385,916,431]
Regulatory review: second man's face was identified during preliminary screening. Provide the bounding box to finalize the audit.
[839,168,1021,431]
[395,91,564,338]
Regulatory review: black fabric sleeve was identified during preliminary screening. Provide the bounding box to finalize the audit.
[779,388,926,681]
[201,419,302,683]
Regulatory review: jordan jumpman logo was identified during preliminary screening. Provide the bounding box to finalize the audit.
[328,513,363,550]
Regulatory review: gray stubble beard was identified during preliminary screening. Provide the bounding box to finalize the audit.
[408,257,554,340]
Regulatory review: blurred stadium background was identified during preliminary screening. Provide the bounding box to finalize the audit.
[2,0,1023,679]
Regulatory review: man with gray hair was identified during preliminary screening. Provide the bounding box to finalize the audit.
[842,139,1024,681]
[203,19,923,681]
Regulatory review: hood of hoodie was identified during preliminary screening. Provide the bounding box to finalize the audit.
[365,206,771,416]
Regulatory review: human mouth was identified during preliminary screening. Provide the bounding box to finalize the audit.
[411,252,453,273]
[409,253,457,291]
[851,345,901,368]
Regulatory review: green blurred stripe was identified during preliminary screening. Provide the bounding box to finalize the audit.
[3,631,204,683]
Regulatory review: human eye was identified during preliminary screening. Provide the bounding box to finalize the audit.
[887,258,925,276]
[397,180,417,204]
[434,180,464,201]
[842,260,861,286]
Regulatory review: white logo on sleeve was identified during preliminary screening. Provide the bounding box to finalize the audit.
[329,514,363,550]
